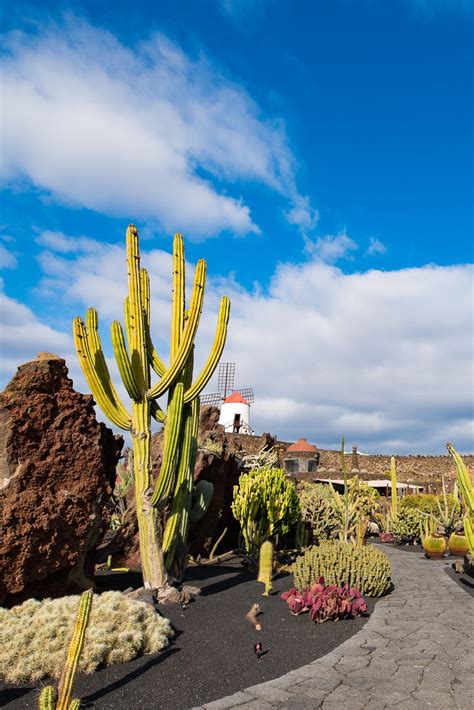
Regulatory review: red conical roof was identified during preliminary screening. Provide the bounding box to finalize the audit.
[223,391,250,405]
[286,438,317,452]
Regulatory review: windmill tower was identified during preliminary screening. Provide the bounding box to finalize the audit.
[201,363,254,434]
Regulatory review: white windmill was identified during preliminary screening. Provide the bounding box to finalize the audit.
[200,363,254,434]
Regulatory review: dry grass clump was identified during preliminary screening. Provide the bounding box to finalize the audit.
[0,591,174,684]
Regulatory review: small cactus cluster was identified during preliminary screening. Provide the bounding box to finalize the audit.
[232,467,300,556]
[391,507,424,544]
[292,541,391,597]
[0,591,173,684]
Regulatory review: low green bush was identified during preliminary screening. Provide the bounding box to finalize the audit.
[297,482,339,543]
[292,541,391,597]
[391,507,424,544]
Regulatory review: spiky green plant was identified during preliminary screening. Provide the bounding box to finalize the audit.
[1,592,173,685]
[258,540,273,595]
[292,541,391,597]
[73,225,229,590]
[296,481,338,543]
[447,443,474,555]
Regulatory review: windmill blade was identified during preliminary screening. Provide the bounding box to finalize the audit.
[217,362,235,398]
[236,387,254,404]
[200,392,223,407]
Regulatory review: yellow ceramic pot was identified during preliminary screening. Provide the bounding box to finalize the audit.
[423,535,447,559]
[448,533,470,556]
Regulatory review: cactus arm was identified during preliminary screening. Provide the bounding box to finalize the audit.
[390,456,398,519]
[140,268,167,377]
[184,296,230,403]
[147,260,206,399]
[39,686,57,710]
[56,589,93,710]
[150,382,185,506]
[111,321,142,401]
[73,317,131,430]
[126,225,148,391]
[447,443,474,513]
[150,399,166,423]
[68,702,81,710]
[171,233,185,359]
[190,480,214,523]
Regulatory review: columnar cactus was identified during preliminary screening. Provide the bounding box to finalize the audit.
[38,687,56,710]
[258,540,273,595]
[390,456,398,519]
[73,225,230,589]
[56,589,93,710]
[38,590,93,710]
[448,443,474,555]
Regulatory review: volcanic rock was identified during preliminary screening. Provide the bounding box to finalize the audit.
[0,354,122,606]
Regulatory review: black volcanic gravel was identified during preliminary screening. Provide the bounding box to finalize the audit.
[1,558,377,710]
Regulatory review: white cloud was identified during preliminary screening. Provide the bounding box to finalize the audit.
[0,244,17,269]
[304,231,358,262]
[0,279,73,383]
[35,230,105,254]
[15,233,472,454]
[1,17,314,238]
[366,237,387,256]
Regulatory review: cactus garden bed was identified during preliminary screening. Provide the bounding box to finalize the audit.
[1,556,378,710]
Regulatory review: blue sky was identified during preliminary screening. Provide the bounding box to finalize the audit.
[1,0,473,453]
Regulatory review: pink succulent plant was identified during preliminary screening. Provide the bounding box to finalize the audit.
[281,577,367,623]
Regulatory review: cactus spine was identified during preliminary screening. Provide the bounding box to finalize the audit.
[447,443,474,555]
[74,225,230,589]
[258,541,273,596]
[390,456,398,519]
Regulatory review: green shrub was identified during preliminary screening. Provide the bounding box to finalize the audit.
[292,541,391,597]
[232,467,300,555]
[391,507,424,543]
[0,591,173,684]
[348,477,380,517]
[400,494,439,515]
[297,482,338,542]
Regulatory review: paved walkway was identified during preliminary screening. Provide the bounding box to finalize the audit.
[192,546,473,710]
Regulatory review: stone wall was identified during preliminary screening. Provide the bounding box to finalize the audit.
[223,434,474,489]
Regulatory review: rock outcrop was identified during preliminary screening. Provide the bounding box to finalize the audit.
[0,353,122,606]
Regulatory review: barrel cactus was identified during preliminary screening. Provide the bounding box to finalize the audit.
[292,541,391,597]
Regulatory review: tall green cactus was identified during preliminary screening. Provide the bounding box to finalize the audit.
[258,540,273,595]
[56,589,93,710]
[73,225,230,589]
[341,435,349,543]
[390,456,398,519]
[447,443,474,555]
[38,590,92,710]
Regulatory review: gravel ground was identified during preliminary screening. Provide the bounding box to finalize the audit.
[1,557,376,710]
